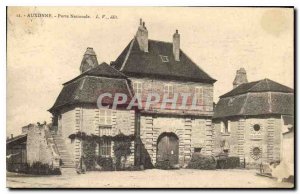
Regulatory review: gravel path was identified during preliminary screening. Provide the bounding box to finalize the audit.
[7,169,293,188]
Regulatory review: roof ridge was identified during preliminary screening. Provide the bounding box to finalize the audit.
[120,38,135,71]
[148,39,172,44]
[100,62,128,78]
[247,79,264,92]
[240,93,250,115]
[265,78,271,91]
[63,62,127,85]
[63,75,85,86]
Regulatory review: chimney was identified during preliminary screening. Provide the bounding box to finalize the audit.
[233,68,248,88]
[80,47,98,73]
[173,29,180,61]
[136,19,148,52]
[11,134,13,139]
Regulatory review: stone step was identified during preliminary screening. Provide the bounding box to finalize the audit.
[61,160,74,163]
[51,133,74,168]
[59,155,72,159]
[60,160,74,166]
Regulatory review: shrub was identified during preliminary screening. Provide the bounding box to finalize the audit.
[217,156,240,169]
[187,153,217,170]
[122,165,142,171]
[96,156,114,171]
[113,133,132,170]
[7,162,62,175]
[156,160,171,170]
[82,140,97,171]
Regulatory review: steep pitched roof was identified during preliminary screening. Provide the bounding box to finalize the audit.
[112,38,216,83]
[64,62,127,85]
[221,78,294,98]
[49,64,132,113]
[213,79,294,119]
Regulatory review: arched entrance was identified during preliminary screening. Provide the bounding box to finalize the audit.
[156,132,179,166]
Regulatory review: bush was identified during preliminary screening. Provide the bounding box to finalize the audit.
[156,160,171,170]
[82,140,97,171]
[7,162,61,175]
[96,156,114,171]
[113,133,132,170]
[122,165,142,171]
[187,153,217,170]
[217,157,240,169]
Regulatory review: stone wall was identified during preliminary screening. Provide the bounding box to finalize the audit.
[139,114,213,167]
[26,125,59,167]
[60,105,135,166]
[130,77,215,167]
[213,116,282,168]
[130,78,214,115]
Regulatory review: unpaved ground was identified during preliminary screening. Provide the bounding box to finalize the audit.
[7,168,293,188]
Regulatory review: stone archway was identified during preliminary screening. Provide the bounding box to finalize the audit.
[156,132,179,166]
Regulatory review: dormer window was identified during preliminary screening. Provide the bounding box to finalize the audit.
[160,55,169,63]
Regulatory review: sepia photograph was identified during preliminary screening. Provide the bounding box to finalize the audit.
[6,6,294,188]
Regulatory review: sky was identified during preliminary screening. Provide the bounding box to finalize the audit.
[7,7,294,136]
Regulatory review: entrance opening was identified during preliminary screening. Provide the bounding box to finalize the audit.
[156,132,179,166]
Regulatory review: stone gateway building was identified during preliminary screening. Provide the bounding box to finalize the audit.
[7,20,294,171]
[49,19,216,168]
[213,68,294,168]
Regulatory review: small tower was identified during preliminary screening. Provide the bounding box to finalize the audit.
[80,47,98,73]
[233,68,248,88]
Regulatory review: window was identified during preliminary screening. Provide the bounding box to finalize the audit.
[160,55,169,62]
[221,120,230,134]
[250,147,262,160]
[99,139,111,157]
[194,147,202,153]
[133,81,142,96]
[164,84,174,97]
[253,124,261,131]
[99,109,112,125]
[195,87,203,105]
[99,127,112,136]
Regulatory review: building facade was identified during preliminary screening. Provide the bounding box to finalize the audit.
[49,19,216,168]
[213,68,294,168]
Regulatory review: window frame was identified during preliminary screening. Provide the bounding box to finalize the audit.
[133,81,142,96]
[164,84,174,97]
[160,55,169,62]
[221,120,231,134]
[99,139,112,157]
[253,124,261,132]
[195,86,204,106]
[99,109,112,126]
